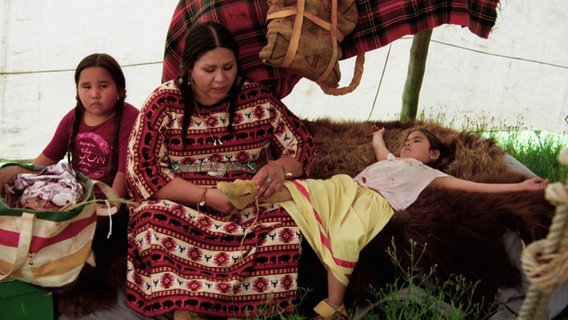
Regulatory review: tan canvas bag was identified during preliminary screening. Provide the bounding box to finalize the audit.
[259,0,363,94]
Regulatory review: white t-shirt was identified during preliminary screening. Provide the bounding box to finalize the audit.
[354,153,447,211]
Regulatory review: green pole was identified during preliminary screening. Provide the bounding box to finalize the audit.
[401,29,433,121]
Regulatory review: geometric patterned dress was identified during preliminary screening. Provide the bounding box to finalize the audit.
[125,79,316,318]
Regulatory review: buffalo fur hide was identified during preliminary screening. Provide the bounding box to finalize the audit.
[55,119,555,317]
[296,119,555,315]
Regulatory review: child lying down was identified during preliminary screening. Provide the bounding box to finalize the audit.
[218,125,548,320]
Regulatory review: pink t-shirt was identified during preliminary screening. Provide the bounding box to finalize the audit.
[354,153,447,211]
[41,103,139,187]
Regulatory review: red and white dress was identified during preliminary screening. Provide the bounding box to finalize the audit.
[125,79,316,318]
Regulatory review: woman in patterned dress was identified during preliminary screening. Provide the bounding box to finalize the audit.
[125,22,316,319]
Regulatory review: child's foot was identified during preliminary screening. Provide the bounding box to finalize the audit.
[217,179,258,209]
[313,300,348,320]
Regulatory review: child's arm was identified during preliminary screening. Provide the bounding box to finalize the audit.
[32,153,58,167]
[430,176,549,193]
[371,125,391,161]
[111,172,128,199]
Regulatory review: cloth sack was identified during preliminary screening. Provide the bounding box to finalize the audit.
[0,163,119,289]
[259,0,358,88]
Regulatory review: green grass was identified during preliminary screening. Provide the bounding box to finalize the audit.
[258,237,568,320]
[249,240,502,320]
[415,111,568,183]
[354,240,498,320]
[480,130,568,182]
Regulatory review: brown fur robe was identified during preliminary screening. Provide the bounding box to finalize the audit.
[56,119,554,317]
[296,119,554,314]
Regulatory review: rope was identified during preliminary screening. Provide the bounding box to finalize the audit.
[104,200,113,239]
[367,44,392,120]
[319,53,365,96]
[518,147,568,320]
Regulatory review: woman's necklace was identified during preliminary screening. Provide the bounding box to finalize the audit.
[194,100,228,146]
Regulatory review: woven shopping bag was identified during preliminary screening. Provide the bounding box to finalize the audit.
[0,163,119,289]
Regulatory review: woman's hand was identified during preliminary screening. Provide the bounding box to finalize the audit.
[204,188,240,215]
[252,161,287,200]
[154,178,240,215]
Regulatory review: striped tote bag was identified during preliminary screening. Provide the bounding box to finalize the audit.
[0,163,114,289]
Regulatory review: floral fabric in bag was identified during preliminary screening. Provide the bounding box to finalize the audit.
[0,163,98,289]
[5,162,84,210]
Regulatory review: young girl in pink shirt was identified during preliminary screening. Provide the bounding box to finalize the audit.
[33,53,139,198]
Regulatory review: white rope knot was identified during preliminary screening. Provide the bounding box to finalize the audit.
[104,200,113,239]
[544,182,568,207]
[517,147,568,320]
[557,147,568,166]
[521,239,568,292]
[521,178,568,293]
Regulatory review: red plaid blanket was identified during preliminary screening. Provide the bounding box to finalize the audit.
[162,0,500,98]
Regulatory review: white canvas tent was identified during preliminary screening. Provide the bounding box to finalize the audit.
[1,0,567,160]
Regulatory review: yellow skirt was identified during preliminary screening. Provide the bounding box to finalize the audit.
[279,174,394,286]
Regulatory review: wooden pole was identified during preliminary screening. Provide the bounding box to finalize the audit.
[401,29,433,121]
